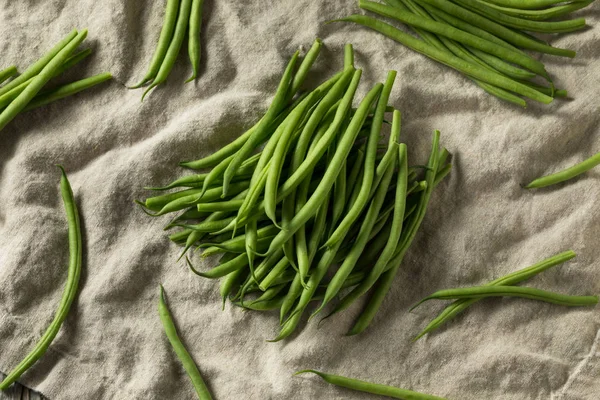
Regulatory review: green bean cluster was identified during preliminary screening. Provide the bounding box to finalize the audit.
[131,0,205,99]
[333,0,596,106]
[0,167,82,390]
[413,250,598,340]
[139,40,451,340]
[0,30,112,132]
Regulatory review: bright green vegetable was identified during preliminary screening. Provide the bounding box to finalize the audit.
[0,167,82,390]
[186,0,204,83]
[0,66,18,85]
[525,151,600,189]
[158,286,213,399]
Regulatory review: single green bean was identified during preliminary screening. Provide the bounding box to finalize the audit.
[526,151,600,189]
[280,273,304,323]
[480,1,593,21]
[142,0,193,99]
[158,286,213,399]
[259,256,290,291]
[0,166,82,390]
[0,66,18,85]
[186,0,204,83]
[344,43,355,69]
[187,253,249,279]
[484,0,589,10]
[131,0,180,88]
[22,72,112,111]
[412,285,598,309]
[295,370,447,400]
[290,38,323,96]
[220,268,246,309]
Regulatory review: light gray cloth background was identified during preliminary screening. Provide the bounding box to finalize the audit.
[0,1,599,399]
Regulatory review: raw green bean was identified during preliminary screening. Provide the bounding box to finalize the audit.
[331,158,347,229]
[22,72,112,111]
[414,250,576,340]
[325,72,397,248]
[262,75,382,257]
[525,150,600,189]
[485,0,589,10]
[201,235,274,257]
[142,0,193,99]
[158,286,213,400]
[415,0,576,57]
[0,166,82,390]
[333,15,552,103]
[280,273,304,323]
[0,30,88,132]
[412,285,598,309]
[344,43,355,69]
[0,30,78,97]
[131,0,180,88]
[170,228,193,244]
[454,0,586,33]
[360,1,548,78]
[187,253,248,279]
[481,1,593,21]
[186,0,204,83]
[220,268,245,309]
[345,145,366,204]
[295,370,447,400]
[0,66,18,85]
[290,38,323,96]
[222,51,299,195]
[259,256,290,291]
[245,219,259,279]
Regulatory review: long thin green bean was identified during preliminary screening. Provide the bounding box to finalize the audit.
[186,0,204,83]
[525,150,600,189]
[0,66,18,85]
[158,286,213,399]
[0,166,82,390]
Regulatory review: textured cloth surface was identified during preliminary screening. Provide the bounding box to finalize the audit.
[1,1,599,399]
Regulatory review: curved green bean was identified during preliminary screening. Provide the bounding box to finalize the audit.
[187,253,248,279]
[0,166,82,390]
[485,0,589,10]
[0,66,17,85]
[186,0,204,83]
[142,0,192,100]
[414,250,577,340]
[158,286,213,399]
[290,38,323,96]
[131,0,180,88]
[480,1,593,21]
[412,285,598,309]
[295,370,447,400]
[525,150,600,189]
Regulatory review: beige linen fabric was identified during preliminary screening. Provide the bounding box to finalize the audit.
[0,1,599,399]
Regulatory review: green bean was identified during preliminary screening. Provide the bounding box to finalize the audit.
[265,90,320,224]
[245,219,259,279]
[347,131,440,334]
[0,166,82,390]
[415,0,576,57]
[170,228,194,244]
[187,253,249,279]
[344,43,355,69]
[180,216,236,232]
[484,0,589,10]
[0,30,78,97]
[259,256,290,291]
[331,158,347,229]
[313,142,398,317]
[455,0,586,33]
[280,273,304,323]
[234,296,285,311]
[0,66,18,85]
[158,286,213,400]
[360,1,548,78]
[334,15,552,103]
[290,38,323,96]
[186,0,204,83]
[0,30,88,132]
[345,145,366,204]
[131,0,180,88]
[142,0,193,99]
[250,283,288,305]
[262,75,382,257]
[220,268,245,308]
[238,249,284,305]
[412,285,598,309]
[222,51,299,195]
[343,144,408,321]
[325,71,397,248]
[481,0,593,21]
[525,150,600,189]
[22,72,112,111]
[295,370,447,400]
[201,235,274,257]
[414,250,576,340]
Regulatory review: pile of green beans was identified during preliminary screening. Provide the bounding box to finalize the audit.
[139,40,451,340]
[0,29,112,133]
[413,250,598,340]
[333,0,596,106]
[131,0,205,99]
[296,370,448,400]
[0,167,82,390]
